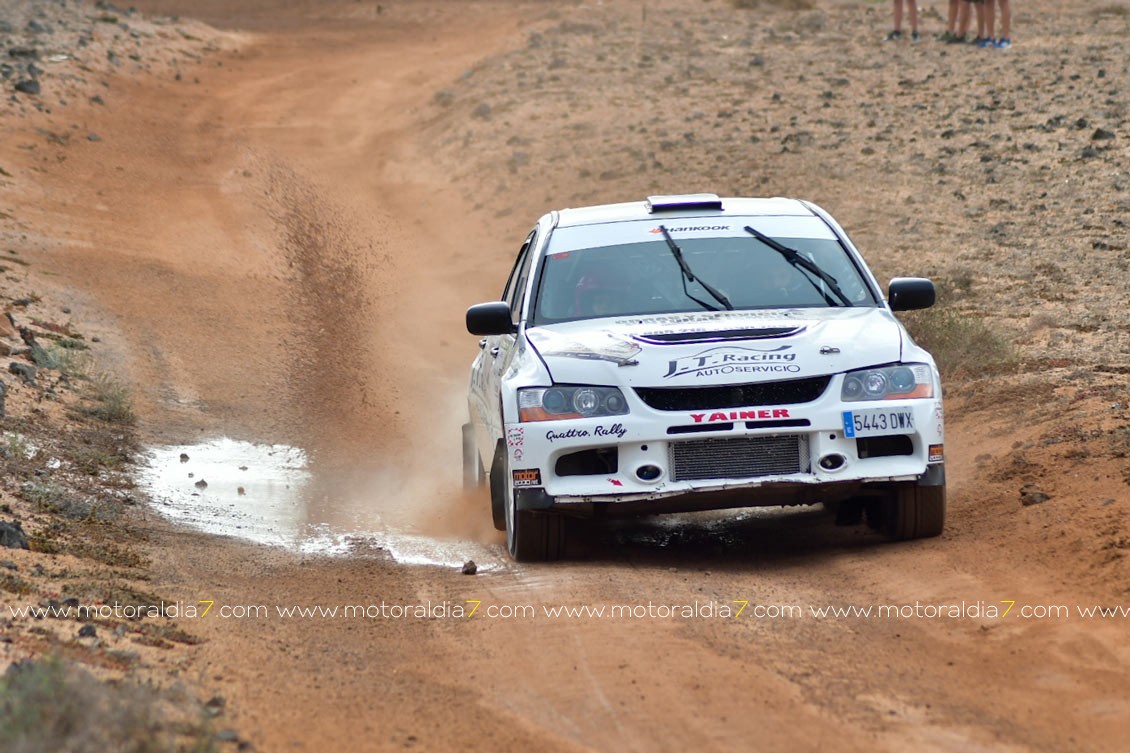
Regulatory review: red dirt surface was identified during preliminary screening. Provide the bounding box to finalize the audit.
[2,0,1128,750]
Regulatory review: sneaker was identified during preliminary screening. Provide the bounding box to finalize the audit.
[911,31,921,42]
[969,36,986,45]
[995,37,1012,49]
[976,37,994,48]
[945,32,966,44]
[885,30,903,41]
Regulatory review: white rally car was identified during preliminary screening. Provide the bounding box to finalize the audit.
[464,194,945,561]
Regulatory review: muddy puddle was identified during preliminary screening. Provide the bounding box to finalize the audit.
[136,437,502,571]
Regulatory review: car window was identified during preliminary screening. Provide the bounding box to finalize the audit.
[532,233,877,324]
[504,230,537,326]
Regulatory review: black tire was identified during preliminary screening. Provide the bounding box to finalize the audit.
[462,423,485,491]
[507,493,567,562]
[884,480,946,540]
[500,453,566,561]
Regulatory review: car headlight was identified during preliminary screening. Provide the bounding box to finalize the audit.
[518,385,630,422]
[841,364,934,401]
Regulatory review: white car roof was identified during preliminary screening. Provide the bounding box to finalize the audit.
[555,196,814,228]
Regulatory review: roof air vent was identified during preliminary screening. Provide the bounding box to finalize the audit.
[645,194,723,213]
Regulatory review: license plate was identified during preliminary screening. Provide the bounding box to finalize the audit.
[842,407,916,438]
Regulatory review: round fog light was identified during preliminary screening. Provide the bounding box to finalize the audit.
[636,464,662,482]
[819,454,846,472]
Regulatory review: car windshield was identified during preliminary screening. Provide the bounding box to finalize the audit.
[531,230,878,325]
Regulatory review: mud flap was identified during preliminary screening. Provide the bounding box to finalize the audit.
[515,487,555,512]
[488,440,507,531]
[919,463,945,487]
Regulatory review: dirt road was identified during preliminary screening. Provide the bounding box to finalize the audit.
[4,0,1128,750]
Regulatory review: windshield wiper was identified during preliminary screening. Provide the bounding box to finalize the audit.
[742,225,852,307]
[658,226,733,311]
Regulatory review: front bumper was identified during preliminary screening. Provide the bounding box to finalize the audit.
[504,395,944,507]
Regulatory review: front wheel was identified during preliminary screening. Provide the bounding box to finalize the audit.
[882,480,946,540]
[501,457,566,562]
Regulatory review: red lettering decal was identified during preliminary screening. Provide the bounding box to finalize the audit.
[738,410,755,420]
[773,408,790,418]
[691,413,705,423]
[709,413,728,423]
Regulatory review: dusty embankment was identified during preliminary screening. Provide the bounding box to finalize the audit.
[1,0,1128,751]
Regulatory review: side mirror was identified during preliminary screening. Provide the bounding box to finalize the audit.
[466,301,516,336]
[888,278,936,311]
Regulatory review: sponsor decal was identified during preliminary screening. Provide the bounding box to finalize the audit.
[929,444,944,463]
[507,427,524,447]
[613,310,795,327]
[546,423,628,442]
[512,469,542,488]
[526,329,641,364]
[648,225,730,234]
[608,478,623,487]
[512,448,524,462]
[664,345,799,379]
[691,409,791,424]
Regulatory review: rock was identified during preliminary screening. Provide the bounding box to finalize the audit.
[471,102,491,120]
[17,327,36,349]
[1,561,16,570]
[204,695,226,717]
[179,453,190,463]
[194,478,208,490]
[0,339,24,358]
[87,133,101,142]
[0,520,29,550]
[461,560,477,575]
[90,94,104,106]
[1020,484,1051,506]
[237,486,245,496]
[0,378,5,418]
[26,19,53,35]
[8,362,35,385]
[78,624,97,638]
[1092,128,1116,141]
[8,48,39,60]
[14,79,40,95]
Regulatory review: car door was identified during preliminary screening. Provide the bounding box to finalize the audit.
[475,229,537,455]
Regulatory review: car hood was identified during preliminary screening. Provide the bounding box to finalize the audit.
[525,308,904,387]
